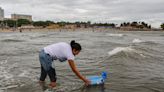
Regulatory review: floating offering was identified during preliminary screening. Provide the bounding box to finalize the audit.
[87,72,107,85]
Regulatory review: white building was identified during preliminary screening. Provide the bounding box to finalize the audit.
[0,7,4,20]
[11,14,32,21]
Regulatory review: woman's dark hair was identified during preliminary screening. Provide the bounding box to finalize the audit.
[70,40,82,51]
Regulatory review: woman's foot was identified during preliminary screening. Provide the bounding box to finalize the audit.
[39,80,45,84]
[38,81,47,90]
[48,82,56,88]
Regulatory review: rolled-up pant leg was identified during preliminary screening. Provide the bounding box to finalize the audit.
[40,65,47,81]
[47,67,57,82]
[39,49,57,82]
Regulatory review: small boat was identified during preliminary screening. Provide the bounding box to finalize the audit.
[87,72,107,85]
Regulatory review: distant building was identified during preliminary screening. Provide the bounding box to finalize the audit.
[0,7,4,20]
[11,14,32,21]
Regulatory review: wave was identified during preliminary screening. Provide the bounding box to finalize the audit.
[132,38,143,43]
[1,39,24,42]
[160,34,164,36]
[132,39,159,45]
[0,66,13,79]
[0,85,18,90]
[107,33,125,37]
[108,46,148,58]
[107,45,164,60]
[108,47,135,57]
[0,60,14,88]
[0,60,37,90]
[141,41,159,45]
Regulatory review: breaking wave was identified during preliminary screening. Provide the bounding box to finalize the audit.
[107,33,125,37]
[132,38,159,45]
[107,46,148,58]
[132,38,143,43]
[108,46,135,56]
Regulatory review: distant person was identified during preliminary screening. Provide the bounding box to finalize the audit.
[19,28,22,33]
[38,40,90,88]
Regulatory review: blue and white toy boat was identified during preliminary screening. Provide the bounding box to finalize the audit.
[87,72,107,85]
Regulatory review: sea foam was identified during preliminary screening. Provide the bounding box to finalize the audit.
[107,33,124,37]
[132,38,143,43]
[108,47,134,56]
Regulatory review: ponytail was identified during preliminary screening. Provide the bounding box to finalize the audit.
[70,40,82,51]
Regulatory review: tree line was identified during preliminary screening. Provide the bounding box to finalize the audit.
[120,22,151,29]
[0,19,164,29]
[0,19,116,28]
[161,23,164,30]
[0,19,53,28]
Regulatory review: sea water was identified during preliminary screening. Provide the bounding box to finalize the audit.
[0,30,164,92]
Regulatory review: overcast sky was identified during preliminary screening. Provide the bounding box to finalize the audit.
[0,0,164,28]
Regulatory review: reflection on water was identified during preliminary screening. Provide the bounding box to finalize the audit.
[80,85,105,92]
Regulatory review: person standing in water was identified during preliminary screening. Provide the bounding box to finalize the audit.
[39,40,90,88]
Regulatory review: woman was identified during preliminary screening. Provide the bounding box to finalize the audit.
[39,40,90,88]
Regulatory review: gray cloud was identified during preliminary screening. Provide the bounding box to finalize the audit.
[0,0,164,28]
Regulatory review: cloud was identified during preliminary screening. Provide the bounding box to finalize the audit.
[0,0,164,28]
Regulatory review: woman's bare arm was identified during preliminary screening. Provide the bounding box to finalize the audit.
[68,60,90,85]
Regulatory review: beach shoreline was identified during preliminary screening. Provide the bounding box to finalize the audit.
[0,28,163,33]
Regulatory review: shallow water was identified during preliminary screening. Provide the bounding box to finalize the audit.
[0,30,164,92]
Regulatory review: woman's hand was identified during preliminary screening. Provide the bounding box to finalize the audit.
[84,79,91,86]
